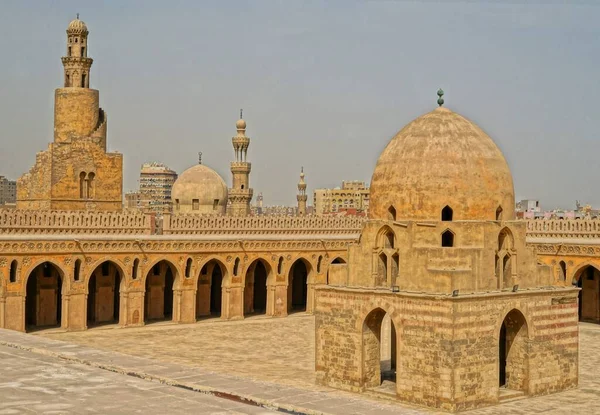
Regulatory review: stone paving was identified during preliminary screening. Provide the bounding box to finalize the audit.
[0,343,278,414]
[0,315,596,414]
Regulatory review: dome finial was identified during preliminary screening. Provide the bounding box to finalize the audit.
[198,151,202,165]
[76,13,79,19]
[240,108,243,119]
[437,88,444,107]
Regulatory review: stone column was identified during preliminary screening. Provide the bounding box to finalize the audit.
[273,283,288,317]
[178,287,196,324]
[125,289,145,327]
[67,293,86,331]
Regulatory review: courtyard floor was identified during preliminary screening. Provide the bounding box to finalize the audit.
[18,315,600,414]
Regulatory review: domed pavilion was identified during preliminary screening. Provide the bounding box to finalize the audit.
[314,92,579,412]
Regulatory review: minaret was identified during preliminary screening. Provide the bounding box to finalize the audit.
[229,111,253,216]
[297,167,307,216]
[62,14,93,88]
[54,15,107,150]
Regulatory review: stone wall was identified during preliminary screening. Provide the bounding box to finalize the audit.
[314,286,579,412]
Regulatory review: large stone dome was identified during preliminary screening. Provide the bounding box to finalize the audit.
[369,107,514,221]
[172,164,228,215]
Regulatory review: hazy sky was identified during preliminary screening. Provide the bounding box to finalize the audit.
[0,1,598,209]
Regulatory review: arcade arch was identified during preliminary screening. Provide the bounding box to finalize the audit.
[196,259,226,318]
[573,265,600,323]
[244,259,271,316]
[87,261,123,327]
[287,258,310,313]
[25,262,65,331]
[144,260,177,323]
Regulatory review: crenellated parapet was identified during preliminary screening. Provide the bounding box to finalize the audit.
[163,213,365,236]
[525,219,600,239]
[0,210,153,235]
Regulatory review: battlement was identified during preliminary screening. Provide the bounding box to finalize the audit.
[0,209,153,235]
[163,213,366,236]
[525,219,600,239]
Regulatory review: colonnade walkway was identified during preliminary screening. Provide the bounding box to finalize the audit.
[1,318,599,414]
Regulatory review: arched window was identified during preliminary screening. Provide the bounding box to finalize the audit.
[378,252,388,285]
[278,257,283,274]
[74,259,81,281]
[496,206,503,221]
[378,226,395,249]
[86,172,95,199]
[9,260,17,283]
[68,46,72,57]
[185,258,193,279]
[441,229,454,247]
[391,253,399,285]
[233,258,240,276]
[387,205,396,221]
[317,256,323,273]
[558,261,567,282]
[81,46,85,57]
[81,73,86,88]
[132,258,139,280]
[79,172,87,199]
[441,206,453,221]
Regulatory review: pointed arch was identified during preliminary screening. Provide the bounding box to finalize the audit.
[377,225,395,249]
[361,307,398,389]
[196,258,227,319]
[441,229,454,247]
[25,261,66,331]
[287,258,311,313]
[498,309,529,392]
[144,259,178,323]
[87,260,124,327]
[441,205,453,221]
[243,258,273,316]
[387,205,397,221]
[496,206,503,221]
[9,260,17,283]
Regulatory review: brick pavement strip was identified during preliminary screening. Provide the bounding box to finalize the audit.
[0,317,599,414]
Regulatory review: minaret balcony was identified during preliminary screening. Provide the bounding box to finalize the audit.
[228,188,254,198]
[61,56,93,65]
[230,162,251,173]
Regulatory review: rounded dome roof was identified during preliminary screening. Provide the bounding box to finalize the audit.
[236,119,246,129]
[369,107,514,221]
[171,164,228,208]
[67,18,88,34]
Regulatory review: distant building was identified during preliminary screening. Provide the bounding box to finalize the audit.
[137,162,178,213]
[0,176,16,206]
[124,191,141,210]
[313,180,369,215]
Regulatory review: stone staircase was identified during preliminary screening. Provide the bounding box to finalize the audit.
[498,387,526,402]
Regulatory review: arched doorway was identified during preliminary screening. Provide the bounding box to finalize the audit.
[287,259,309,313]
[25,262,63,331]
[499,309,528,392]
[196,259,225,318]
[87,261,122,327]
[244,259,269,316]
[362,308,397,393]
[574,265,600,323]
[144,260,176,323]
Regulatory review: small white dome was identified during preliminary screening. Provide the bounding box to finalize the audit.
[171,164,228,215]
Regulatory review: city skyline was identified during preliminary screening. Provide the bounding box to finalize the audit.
[0,1,598,207]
